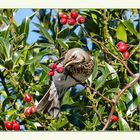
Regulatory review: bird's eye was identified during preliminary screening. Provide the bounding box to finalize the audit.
[72,55,76,59]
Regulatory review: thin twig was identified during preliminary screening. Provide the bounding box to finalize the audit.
[102,74,140,131]
[86,84,113,104]
[85,85,112,126]
[36,117,46,130]
[93,107,106,125]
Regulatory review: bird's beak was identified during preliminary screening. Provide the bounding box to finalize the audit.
[63,60,73,68]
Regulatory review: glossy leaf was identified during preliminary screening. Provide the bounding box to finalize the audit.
[123,20,137,36]
[119,118,131,131]
[116,22,127,42]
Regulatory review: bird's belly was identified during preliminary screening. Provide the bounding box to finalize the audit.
[52,72,89,89]
[52,62,93,89]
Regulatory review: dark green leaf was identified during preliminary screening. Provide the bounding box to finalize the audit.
[20,16,30,42]
[62,91,74,105]
[57,28,70,39]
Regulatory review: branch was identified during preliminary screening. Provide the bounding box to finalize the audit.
[102,74,140,131]
[85,85,113,126]
[36,117,46,130]
[86,85,113,104]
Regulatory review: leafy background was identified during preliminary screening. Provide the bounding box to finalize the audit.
[0,9,140,131]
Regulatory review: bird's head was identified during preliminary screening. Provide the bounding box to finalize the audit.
[63,48,90,68]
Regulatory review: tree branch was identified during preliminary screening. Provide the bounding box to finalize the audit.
[102,74,140,131]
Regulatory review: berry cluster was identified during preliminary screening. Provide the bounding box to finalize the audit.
[24,106,37,117]
[5,120,20,131]
[116,41,130,60]
[24,94,37,117]
[59,10,85,26]
[48,63,65,77]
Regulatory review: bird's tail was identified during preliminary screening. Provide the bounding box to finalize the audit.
[36,82,62,118]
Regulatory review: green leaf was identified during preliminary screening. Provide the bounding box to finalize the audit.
[126,90,137,116]
[67,111,85,128]
[40,64,49,73]
[137,33,140,39]
[105,62,117,80]
[62,91,74,105]
[84,16,100,36]
[118,118,131,131]
[1,91,7,98]
[66,41,82,48]
[117,100,126,112]
[1,26,10,39]
[57,28,70,39]
[7,109,15,117]
[40,27,54,44]
[40,70,48,81]
[0,58,5,68]
[95,66,110,90]
[123,20,137,36]
[92,113,99,130]
[26,120,37,130]
[0,37,10,59]
[55,116,68,129]
[5,59,13,70]
[105,88,120,94]
[33,23,54,44]
[57,39,68,49]
[25,50,47,65]
[116,22,127,42]
[20,16,30,42]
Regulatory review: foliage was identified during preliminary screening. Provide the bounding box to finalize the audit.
[0,9,140,131]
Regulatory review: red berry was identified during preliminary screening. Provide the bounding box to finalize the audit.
[60,18,67,25]
[77,16,85,24]
[116,41,126,47]
[12,120,18,125]
[24,94,32,102]
[111,115,118,122]
[50,63,57,70]
[5,122,13,130]
[56,66,65,73]
[30,106,37,114]
[48,71,55,76]
[12,121,20,131]
[118,44,128,53]
[24,107,31,116]
[59,13,68,19]
[68,18,76,25]
[70,11,78,19]
[123,51,130,60]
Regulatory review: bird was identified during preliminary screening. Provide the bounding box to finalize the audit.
[36,48,94,118]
